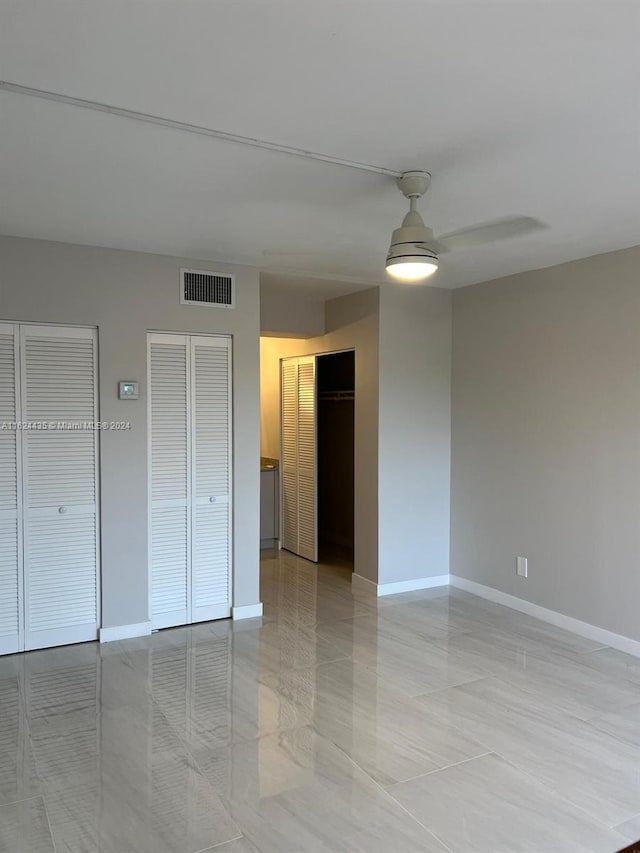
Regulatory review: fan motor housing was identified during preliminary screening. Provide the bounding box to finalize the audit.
[389,218,436,253]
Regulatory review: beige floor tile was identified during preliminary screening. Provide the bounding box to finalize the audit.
[388,752,624,853]
[192,726,449,852]
[418,676,640,826]
[261,657,489,785]
[0,797,55,853]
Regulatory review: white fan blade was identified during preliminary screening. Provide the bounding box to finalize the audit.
[436,216,546,253]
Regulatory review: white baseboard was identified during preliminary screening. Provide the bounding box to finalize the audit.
[352,572,450,598]
[232,603,264,620]
[99,621,152,643]
[379,574,450,596]
[450,575,640,659]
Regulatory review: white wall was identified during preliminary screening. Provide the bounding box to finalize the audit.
[451,245,640,641]
[0,235,261,631]
[259,287,380,582]
[377,285,452,585]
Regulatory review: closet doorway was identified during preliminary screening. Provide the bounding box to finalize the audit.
[317,351,354,568]
[280,349,354,572]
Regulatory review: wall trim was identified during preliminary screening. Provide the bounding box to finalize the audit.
[352,572,450,598]
[232,603,263,620]
[99,621,152,643]
[379,574,450,596]
[450,575,640,659]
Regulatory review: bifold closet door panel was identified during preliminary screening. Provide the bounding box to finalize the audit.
[190,337,231,623]
[149,335,189,630]
[280,358,298,554]
[20,325,99,651]
[296,358,318,562]
[280,356,318,562]
[0,324,20,655]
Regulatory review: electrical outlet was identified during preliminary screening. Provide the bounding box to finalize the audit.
[516,556,528,578]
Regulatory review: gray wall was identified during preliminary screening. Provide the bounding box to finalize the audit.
[451,245,640,641]
[378,285,452,585]
[0,235,261,630]
[260,289,326,338]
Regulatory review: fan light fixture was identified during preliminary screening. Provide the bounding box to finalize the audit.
[385,251,439,282]
[386,171,439,283]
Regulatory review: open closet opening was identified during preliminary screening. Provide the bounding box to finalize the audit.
[317,350,355,571]
[278,347,355,572]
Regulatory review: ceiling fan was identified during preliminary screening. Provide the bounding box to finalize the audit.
[0,85,545,282]
[265,170,546,283]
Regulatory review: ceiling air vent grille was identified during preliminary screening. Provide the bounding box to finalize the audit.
[180,269,235,308]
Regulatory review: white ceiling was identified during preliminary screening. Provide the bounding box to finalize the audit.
[1,1,639,292]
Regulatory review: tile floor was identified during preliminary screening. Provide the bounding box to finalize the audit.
[1,549,639,852]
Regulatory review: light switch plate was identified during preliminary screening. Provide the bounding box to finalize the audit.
[118,381,139,400]
[516,556,528,578]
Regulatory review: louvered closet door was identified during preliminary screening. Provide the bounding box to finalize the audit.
[190,336,232,623]
[281,358,298,554]
[21,325,99,651]
[0,324,20,655]
[148,335,189,629]
[297,357,317,561]
[280,356,317,562]
[148,333,232,629]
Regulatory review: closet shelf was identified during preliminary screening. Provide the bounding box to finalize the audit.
[318,390,354,402]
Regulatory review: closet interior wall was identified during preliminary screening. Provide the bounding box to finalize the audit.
[317,350,355,565]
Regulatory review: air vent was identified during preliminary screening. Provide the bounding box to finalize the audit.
[180,269,235,308]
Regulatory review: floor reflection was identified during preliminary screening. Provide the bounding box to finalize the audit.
[0,551,636,852]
